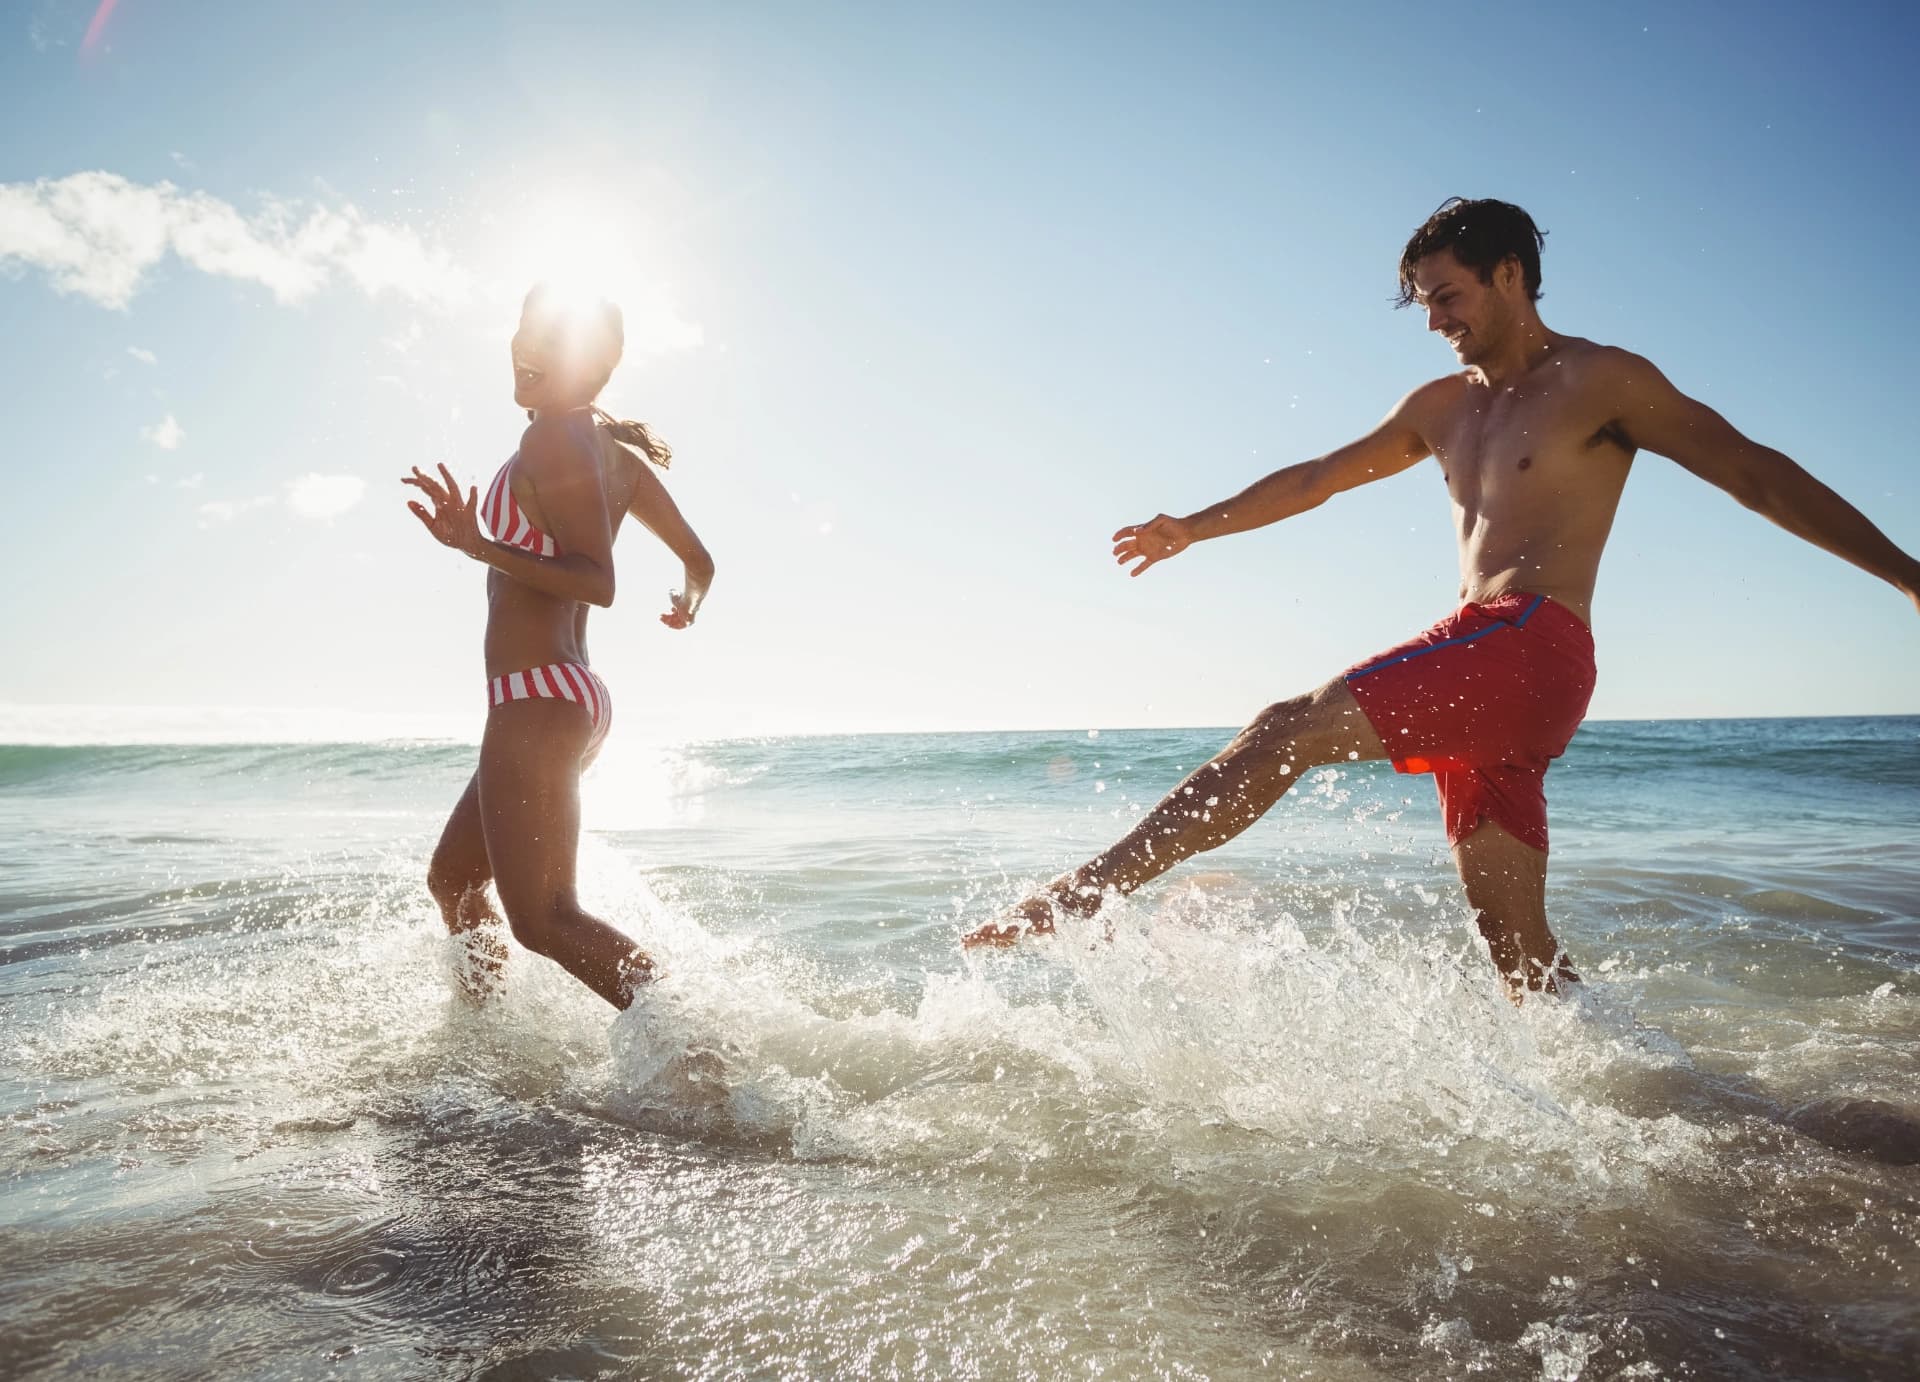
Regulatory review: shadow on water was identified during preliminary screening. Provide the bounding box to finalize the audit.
[4,1085,686,1378]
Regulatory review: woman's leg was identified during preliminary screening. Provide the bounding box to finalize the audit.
[429,770,494,929]
[427,769,509,999]
[478,697,655,1008]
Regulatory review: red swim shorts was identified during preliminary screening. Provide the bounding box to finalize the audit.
[1342,592,1595,853]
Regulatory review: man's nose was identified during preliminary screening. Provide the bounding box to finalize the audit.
[1426,306,1447,333]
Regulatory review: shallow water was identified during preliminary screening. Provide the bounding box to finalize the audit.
[3,720,1917,1378]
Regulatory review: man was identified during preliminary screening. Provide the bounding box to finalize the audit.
[964,197,1920,994]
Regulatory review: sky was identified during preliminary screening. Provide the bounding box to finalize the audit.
[2,0,1916,742]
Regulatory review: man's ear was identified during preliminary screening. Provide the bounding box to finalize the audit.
[1496,254,1525,297]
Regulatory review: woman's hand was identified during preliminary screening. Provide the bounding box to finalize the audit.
[402,464,484,558]
[660,590,696,630]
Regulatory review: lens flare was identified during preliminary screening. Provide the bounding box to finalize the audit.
[81,0,121,57]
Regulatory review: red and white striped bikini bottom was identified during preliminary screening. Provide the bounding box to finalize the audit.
[486,662,612,757]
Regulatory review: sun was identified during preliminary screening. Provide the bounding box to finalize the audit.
[475,188,700,355]
[516,213,631,286]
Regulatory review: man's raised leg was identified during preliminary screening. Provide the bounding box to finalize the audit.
[965,678,1386,946]
[1450,817,1578,997]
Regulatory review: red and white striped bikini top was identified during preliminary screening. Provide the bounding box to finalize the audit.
[482,453,560,557]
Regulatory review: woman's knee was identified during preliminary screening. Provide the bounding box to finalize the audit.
[505,912,556,957]
[427,848,484,910]
[498,891,580,958]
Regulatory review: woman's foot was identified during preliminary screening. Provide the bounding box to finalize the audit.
[617,949,660,1005]
[451,919,509,1003]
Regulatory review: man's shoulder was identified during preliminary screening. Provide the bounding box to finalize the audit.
[1552,337,1662,381]
[1398,371,1473,414]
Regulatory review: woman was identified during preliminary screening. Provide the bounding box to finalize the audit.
[403,284,713,1007]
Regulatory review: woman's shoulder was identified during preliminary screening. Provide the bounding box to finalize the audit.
[516,413,601,479]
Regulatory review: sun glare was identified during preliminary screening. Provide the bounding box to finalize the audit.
[495,205,645,314]
[474,188,702,355]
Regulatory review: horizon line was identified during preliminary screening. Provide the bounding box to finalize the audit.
[0,703,1915,750]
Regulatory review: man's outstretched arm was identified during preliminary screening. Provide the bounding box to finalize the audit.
[1615,353,1920,612]
[1113,381,1444,575]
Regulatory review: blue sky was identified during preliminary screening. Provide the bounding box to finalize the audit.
[2,0,1916,741]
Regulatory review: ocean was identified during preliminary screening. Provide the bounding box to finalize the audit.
[3,717,1917,1380]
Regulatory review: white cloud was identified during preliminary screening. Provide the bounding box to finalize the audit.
[285,473,366,520]
[0,172,471,311]
[199,495,275,525]
[28,0,84,55]
[127,345,156,364]
[176,472,204,489]
[383,320,423,354]
[141,414,184,450]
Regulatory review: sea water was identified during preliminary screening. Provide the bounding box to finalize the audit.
[3,718,1917,1379]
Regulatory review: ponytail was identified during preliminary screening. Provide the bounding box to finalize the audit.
[591,405,673,470]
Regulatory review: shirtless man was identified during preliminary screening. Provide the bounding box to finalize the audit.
[964,197,1920,993]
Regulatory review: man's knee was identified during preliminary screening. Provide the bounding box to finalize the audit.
[1227,687,1343,765]
[1451,817,1549,887]
[1176,697,1315,812]
[1232,694,1298,748]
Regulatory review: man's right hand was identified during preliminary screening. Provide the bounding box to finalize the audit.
[1113,514,1194,576]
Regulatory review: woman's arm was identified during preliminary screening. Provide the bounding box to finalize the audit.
[403,450,617,607]
[624,459,714,628]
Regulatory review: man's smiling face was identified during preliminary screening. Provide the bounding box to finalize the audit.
[1412,247,1516,367]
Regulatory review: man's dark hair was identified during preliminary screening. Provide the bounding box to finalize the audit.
[1395,198,1546,308]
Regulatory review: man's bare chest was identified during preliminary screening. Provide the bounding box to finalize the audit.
[1429,381,1632,500]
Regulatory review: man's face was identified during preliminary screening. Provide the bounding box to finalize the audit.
[1411,249,1506,365]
